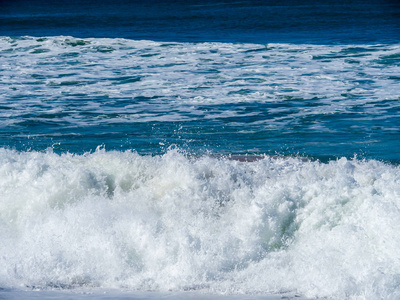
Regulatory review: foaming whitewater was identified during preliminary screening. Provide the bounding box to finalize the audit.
[1,148,400,299]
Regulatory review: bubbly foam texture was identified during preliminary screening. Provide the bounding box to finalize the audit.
[1,36,399,127]
[1,148,400,299]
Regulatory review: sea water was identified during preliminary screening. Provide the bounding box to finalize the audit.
[1,37,399,162]
[1,1,400,299]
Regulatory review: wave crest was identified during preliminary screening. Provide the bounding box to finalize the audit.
[0,148,399,298]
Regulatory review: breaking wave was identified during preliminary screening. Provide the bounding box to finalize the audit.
[1,148,400,299]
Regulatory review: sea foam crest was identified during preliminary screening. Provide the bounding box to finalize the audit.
[0,148,400,299]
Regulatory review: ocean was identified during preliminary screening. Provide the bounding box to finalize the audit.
[0,0,400,299]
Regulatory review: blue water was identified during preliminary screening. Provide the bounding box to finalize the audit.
[2,0,400,44]
[1,0,400,162]
[1,1,400,299]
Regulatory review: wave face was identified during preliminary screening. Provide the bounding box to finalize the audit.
[1,149,400,299]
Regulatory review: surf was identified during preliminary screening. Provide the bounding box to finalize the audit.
[1,148,399,299]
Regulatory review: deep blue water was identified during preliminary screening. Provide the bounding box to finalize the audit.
[2,0,400,44]
[1,0,400,162]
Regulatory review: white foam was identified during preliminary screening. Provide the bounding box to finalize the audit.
[0,148,400,299]
[0,36,399,128]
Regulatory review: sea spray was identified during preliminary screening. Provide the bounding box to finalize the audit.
[1,148,400,298]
